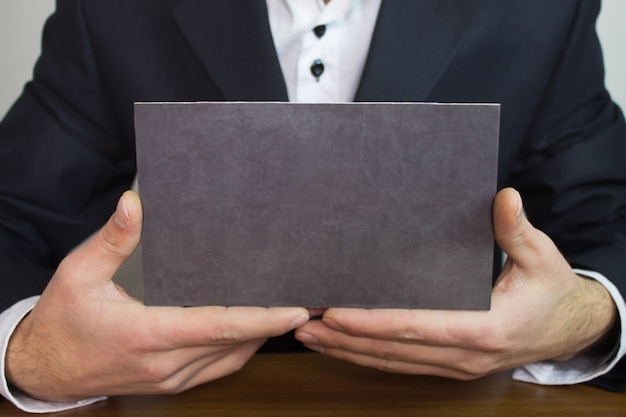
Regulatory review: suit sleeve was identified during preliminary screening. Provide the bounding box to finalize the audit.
[506,0,626,390]
[0,0,136,312]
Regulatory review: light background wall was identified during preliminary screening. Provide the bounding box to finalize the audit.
[1,0,625,297]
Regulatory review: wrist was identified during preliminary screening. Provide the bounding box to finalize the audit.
[562,275,618,360]
[575,275,619,357]
[5,313,36,398]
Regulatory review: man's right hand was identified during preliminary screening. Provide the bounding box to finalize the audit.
[5,191,309,402]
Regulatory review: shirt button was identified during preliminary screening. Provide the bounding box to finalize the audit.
[313,24,326,38]
[310,59,325,81]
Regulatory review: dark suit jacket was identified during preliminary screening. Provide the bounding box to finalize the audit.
[1,0,625,390]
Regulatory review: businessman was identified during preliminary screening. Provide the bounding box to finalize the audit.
[1,0,625,412]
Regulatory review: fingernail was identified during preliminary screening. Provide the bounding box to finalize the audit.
[322,318,344,332]
[514,190,524,222]
[516,192,524,218]
[114,193,130,227]
[296,332,319,345]
[290,314,309,329]
[305,344,324,353]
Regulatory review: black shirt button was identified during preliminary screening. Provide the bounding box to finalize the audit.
[313,24,326,38]
[310,59,325,81]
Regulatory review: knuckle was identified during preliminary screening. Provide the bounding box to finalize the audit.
[138,360,175,386]
[457,355,497,378]
[54,258,72,279]
[467,320,510,353]
[208,322,239,345]
[156,377,186,394]
[370,340,398,361]
[455,372,483,382]
[375,359,399,373]
[226,355,248,374]
[51,260,78,291]
[510,226,531,246]
[125,324,163,353]
[129,334,161,354]
[474,331,506,353]
[95,226,121,256]
[397,327,424,342]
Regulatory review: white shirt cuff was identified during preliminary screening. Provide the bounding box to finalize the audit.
[513,269,626,385]
[1,296,106,413]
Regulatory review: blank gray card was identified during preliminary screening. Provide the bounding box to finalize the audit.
[135,102,499,309]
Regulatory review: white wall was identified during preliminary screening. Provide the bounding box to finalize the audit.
[597,0,626,109]
[0,0,625,297]
[0,0,55,117]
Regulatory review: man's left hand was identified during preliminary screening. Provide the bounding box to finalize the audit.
[295,188,617,379]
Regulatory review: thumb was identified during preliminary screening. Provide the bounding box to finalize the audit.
[493,187,550,270]
[60,191,143,285]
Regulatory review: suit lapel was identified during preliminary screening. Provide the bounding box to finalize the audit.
[173,0,475,103]
[355,0,476,102]
[173,0,288,101]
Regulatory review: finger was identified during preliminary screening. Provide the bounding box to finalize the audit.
[79,339,264,397]
[297,322,486,379]
[165,339,265,393]
[297,308,493,349]
[492,187,553,270]
[315,347,475,380]
[143,305,309,348]
[59,191,143,285]
[314,345,479,380]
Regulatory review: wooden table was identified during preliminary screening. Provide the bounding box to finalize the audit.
[1,352,624,416]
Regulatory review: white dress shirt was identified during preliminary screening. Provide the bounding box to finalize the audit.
[1,0,624,412]
[267,0,381,102]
